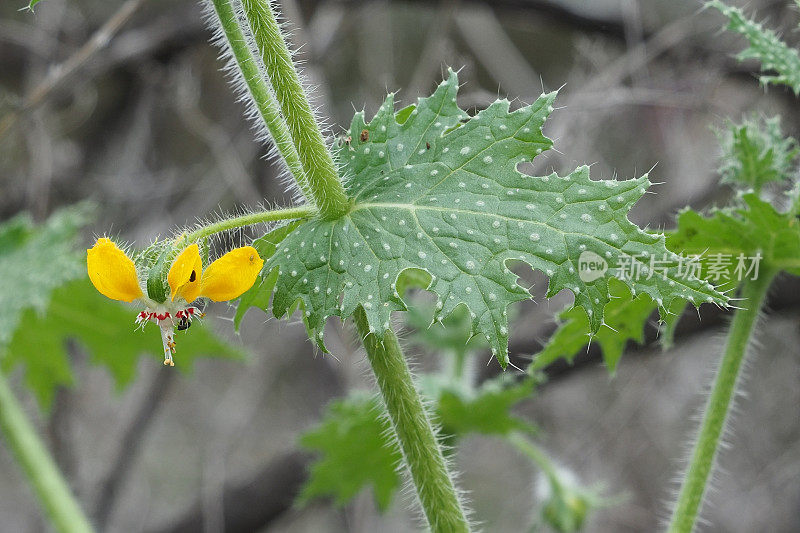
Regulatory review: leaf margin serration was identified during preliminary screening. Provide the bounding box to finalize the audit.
[260,69,728,367]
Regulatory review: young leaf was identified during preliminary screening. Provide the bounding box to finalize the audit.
[2,279,243,409]
[0,205,90,348]
[261,70,726,367]
[667,193,800,277]
[709,0,800,94]
[717,116,798,192]
[299,393,402,511]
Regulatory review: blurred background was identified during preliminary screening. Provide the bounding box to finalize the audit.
[1,0,799,531]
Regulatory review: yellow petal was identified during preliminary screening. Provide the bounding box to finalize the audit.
[168,244,203,303]
[200,246,263,302]
[87,238,143,302]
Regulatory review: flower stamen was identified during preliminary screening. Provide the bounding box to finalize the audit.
[159,323,176,367]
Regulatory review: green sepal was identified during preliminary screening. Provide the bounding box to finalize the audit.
[145,248,170,303]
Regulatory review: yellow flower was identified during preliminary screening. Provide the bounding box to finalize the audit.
[87,238,263,365]
[86,238,143,302]
[165,243,264,303]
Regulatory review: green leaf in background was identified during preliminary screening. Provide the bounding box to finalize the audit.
[0,205,90,348]
[301,312,539,512]
[667,193,800,277]
[3,278,243,409]
[261,69,726,367]
[430,376,537,437]
[530,279,655,373]
[709,0,800,94]
[300,375,539,512]
[299,393,402,511]
[406,302,485,361]
[531,189,800,372]
[717,116,798,193]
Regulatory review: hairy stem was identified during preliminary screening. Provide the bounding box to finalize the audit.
[208,0,311,201]
[240,0,349,219]
[182,204,315,244]
[0,372,94,533]
[353,308,470,533]
[668,269,776,533]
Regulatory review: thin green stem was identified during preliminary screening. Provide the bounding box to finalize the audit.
[508,431,558,482]
[182,204,315,244]
[354,308,471,533]
[240,0,349,219]
[668,269,776,533]
[209,0,312,202]
[0,372,94,533]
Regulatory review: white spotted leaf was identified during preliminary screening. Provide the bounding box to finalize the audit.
[261,70,727,367]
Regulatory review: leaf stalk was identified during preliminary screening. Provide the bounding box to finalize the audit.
[182,204,315,244]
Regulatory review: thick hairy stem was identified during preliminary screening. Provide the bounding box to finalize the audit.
[208,0,311,201]
[182,204,315,244]
[353,308,471,533]
[0,372,94,533]
[240,0,349,219]
[667,269,776,533]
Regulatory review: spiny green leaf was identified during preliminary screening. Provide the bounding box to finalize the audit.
[3,279,243,409]
[0,205,91,348]
[234,220,303,329]
[406,302,485,359]
[299,393,401,511]
[717,116,798,192]
[709,0,800,94]
[668,192,800,276]
[533,190,800,371]
[260,70,726,367]
[530,279,655,373]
